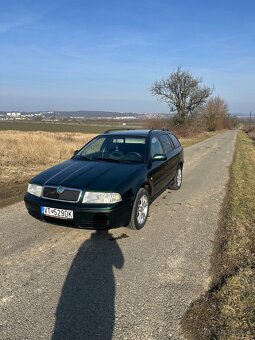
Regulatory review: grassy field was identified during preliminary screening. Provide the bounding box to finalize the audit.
[0,120,143,133]
[182,130,255,340]
[0,131,95,184]
[0,131,95,207]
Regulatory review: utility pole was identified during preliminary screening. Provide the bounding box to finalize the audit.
[250,111,252,128]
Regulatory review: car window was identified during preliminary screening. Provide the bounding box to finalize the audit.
[76,136,146,162]
[159,134,175,153]
[112,138,124,143]
[112,138,145,144]
[78,137,105,157]
[169,134,181,148]
[107,137,146,161]
[150,136,164,157]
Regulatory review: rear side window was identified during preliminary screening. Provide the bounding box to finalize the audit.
[169,134,181,148]
[159,134,175,153]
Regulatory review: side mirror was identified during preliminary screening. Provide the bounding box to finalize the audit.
[152,154,167,161]
[73,150,79,156]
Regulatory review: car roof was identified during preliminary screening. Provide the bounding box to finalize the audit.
[102,129,174,137]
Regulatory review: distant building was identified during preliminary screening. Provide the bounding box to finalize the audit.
[6,112,21,117]
[114,116,137,120]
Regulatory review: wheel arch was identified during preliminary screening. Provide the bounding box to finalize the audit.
[131,176,152,200]
[142,182,152,197]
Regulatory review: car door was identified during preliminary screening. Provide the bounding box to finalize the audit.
[148,135,168,197]
[159,133,179,183]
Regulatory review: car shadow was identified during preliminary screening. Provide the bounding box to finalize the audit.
[51,230,124,340]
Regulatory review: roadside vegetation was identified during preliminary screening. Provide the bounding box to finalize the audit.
[182,128,255,339]
[149,67,238,138]
[179,131,217,148]
[146,111,237,147]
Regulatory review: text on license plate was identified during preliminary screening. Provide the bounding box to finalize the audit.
[41,206,73,220]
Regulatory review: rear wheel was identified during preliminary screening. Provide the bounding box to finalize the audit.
[169,165,182,190]
[129,188,150,230]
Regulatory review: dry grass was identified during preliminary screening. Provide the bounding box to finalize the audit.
[242,124,255,139]
[212,130,255,339]
[180,131,218,148]
[0,131,95,185]
[182,130,255,340]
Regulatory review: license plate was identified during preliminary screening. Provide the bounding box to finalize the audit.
[41,206,73,220]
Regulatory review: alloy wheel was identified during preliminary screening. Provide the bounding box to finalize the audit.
[137,194,149,225]
[177,168,182,187]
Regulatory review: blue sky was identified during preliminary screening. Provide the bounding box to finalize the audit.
[0,0,254,113]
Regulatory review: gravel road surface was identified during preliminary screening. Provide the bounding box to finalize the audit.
[0,130,237,340]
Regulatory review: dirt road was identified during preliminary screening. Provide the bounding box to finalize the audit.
[0,130,236,340]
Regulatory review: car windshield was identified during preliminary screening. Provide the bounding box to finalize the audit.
[75,135,147,163]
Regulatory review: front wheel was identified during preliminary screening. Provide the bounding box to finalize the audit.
[169,166,182,190]
[129,188,150,230]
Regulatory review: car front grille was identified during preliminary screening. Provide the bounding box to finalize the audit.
[42,186,81,202]
[78,212,110,229]
[78,220,110,229]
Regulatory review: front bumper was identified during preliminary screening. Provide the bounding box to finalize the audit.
[24,193,133,229]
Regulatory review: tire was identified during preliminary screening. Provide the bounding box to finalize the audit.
[169,165,182,190]
[129,188,150,230]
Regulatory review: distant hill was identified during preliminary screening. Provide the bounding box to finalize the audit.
[231,112,252,118]
[0,110,172,119]
[34,110,145,119]
[0,110,147,119]
[1,110,252,120]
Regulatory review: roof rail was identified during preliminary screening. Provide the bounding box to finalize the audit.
[104,128,136,133]
[148,128,170,133]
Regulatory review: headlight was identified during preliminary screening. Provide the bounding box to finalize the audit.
[82,192,122,204]
[27,184,43,197]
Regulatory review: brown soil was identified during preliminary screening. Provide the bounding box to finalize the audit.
[0,181,28,209]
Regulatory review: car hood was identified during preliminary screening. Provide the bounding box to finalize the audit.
[31,159,146,192]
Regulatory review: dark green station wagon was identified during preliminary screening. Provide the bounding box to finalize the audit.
[24,129,184,230]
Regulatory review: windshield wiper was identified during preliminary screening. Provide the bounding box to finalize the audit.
[76,155,93,160]
[91,157,131,163]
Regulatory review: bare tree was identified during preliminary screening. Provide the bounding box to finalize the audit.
[204,96,229,131]
[150,67,214,123]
